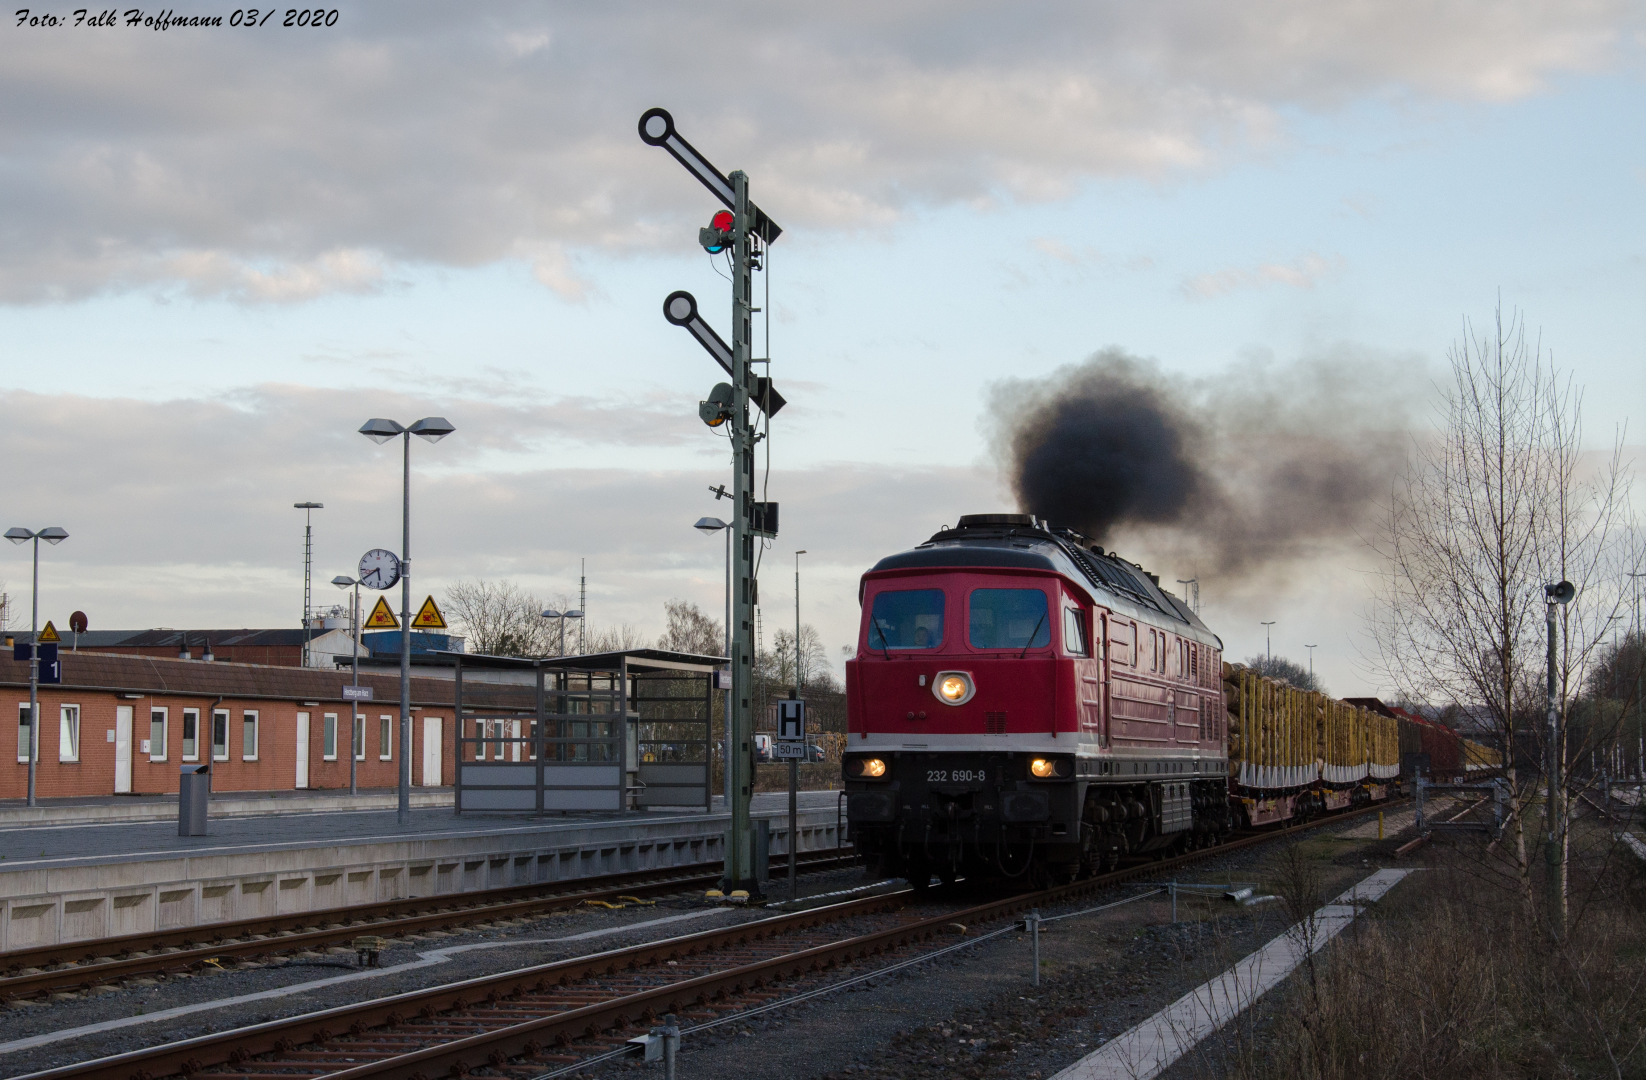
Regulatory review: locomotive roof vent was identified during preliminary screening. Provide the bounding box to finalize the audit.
[956,513,1034,529]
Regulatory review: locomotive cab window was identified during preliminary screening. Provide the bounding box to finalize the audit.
[1062,607,1089,656]
[867,589,945,650]
[969,588,1051,650]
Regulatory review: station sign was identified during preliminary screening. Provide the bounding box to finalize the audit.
[775,698,806,759]
[342,685,374,702]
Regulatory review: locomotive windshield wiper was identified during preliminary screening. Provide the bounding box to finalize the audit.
[871,618,894,659]
[1017,611,1048,659]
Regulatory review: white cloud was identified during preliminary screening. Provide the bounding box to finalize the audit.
[0,0,1632,302]
[1182,252,1345,299]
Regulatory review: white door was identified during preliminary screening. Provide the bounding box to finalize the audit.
[114,706,133,794]
[422,716,442,786]
[295,711,310,789]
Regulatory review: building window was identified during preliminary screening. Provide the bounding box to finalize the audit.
[242,711,258,761]
[212,709,229,761]
[323,713,338,761]
[182,709,199,761]
[379,714,392,760]
[59,705,80,763]
[149,708,167,761]
[17,703,32,763]
[353,714,366,761]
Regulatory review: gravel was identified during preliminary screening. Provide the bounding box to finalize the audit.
[575,816,1400,1080]
[3,811,1412,1080]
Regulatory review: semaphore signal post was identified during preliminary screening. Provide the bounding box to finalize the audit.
[641,107,784,897]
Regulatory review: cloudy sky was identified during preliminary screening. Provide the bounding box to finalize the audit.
[1,1,1642,695]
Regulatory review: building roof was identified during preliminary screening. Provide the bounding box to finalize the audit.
[0,651,533,711]
[439,648,728,674]
[12,628,348,648]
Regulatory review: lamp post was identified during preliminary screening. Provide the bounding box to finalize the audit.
[332,574,362,796]
[540,609,585,657]
[790,549,807,899]
[1630,572,1645,781]
[1261,621,1276,665]
[294,503,323,666]
[1545,579,1575,935]
[695,517,732,808]
[1175,578,1199,614]
[6,527,67,808]
[360,416,455,825]
[1304,644,1317,682]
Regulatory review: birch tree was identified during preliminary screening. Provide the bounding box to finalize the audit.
[1370,303,1638,933]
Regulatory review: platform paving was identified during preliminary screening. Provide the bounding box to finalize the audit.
[0,791,846,950]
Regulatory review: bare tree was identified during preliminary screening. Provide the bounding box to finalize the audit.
[1370,303,1639,933]
[1244,654,1325,693]
[443,579,564,657]
[657,599,724,657]
[584,622,649,654]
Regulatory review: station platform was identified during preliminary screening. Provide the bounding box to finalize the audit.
[0,786,455,827]
[0,791,848,951]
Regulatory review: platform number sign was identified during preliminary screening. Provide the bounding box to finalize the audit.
[775,699,806,760]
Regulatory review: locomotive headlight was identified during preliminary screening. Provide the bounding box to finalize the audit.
[849,757,888,779]
[1029,757,1070,779]
[933,671,975,705]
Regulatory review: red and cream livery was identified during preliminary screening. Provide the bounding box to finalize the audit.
[843,514,1230,886]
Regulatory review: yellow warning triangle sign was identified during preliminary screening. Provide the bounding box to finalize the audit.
[412,594,448,630]
[364,596,400,630]
[38,621,60,644]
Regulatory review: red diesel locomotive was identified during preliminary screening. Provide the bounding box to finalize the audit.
[843,514,1231,886]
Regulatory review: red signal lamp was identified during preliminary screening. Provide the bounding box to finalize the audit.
[699,210,735,254]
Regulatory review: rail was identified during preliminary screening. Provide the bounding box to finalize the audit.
[18,800,1404,1080]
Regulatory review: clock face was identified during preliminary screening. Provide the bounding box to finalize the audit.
[358,548,402,590]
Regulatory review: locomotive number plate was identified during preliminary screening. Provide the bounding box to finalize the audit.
[927,769,984,784]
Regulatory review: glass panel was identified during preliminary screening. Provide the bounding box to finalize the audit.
[17,705,31,763]
[380,715,392,759]
[150,709,167,760]
[353,715,365,760]
[969,589,1051,650]
[60,706,79,762]
[1063,608,1089,656]
[182,710,198,760]
[243,713,258,759]
[323,714,337,759]
[212,711,229,760]
[867,589,945,650]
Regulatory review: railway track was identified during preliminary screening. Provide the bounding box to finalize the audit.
[18,799,1404,1080]
[0,851,859,1003]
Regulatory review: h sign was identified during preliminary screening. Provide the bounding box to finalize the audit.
[776,699,805,741]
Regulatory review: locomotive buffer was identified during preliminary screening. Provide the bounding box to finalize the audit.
[642,107,784,897]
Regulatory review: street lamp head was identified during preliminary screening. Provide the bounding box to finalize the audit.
[38,528,66,545]
[541,609,562,619]
[796,550,808,556]
[5,528,32,545]
[294,502,323,510]
[564,610,584,619]
[408,417,456,444]
[694,517,728,533]
[359,418,405,444]
[332,575,357,589]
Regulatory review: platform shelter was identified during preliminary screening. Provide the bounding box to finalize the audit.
[451,648,724,814]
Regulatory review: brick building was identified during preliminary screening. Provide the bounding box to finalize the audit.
[3,652,530,799]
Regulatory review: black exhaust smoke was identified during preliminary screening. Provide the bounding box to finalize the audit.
[988,348,1409,578]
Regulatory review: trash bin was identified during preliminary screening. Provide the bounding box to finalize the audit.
[179,764,210,836]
